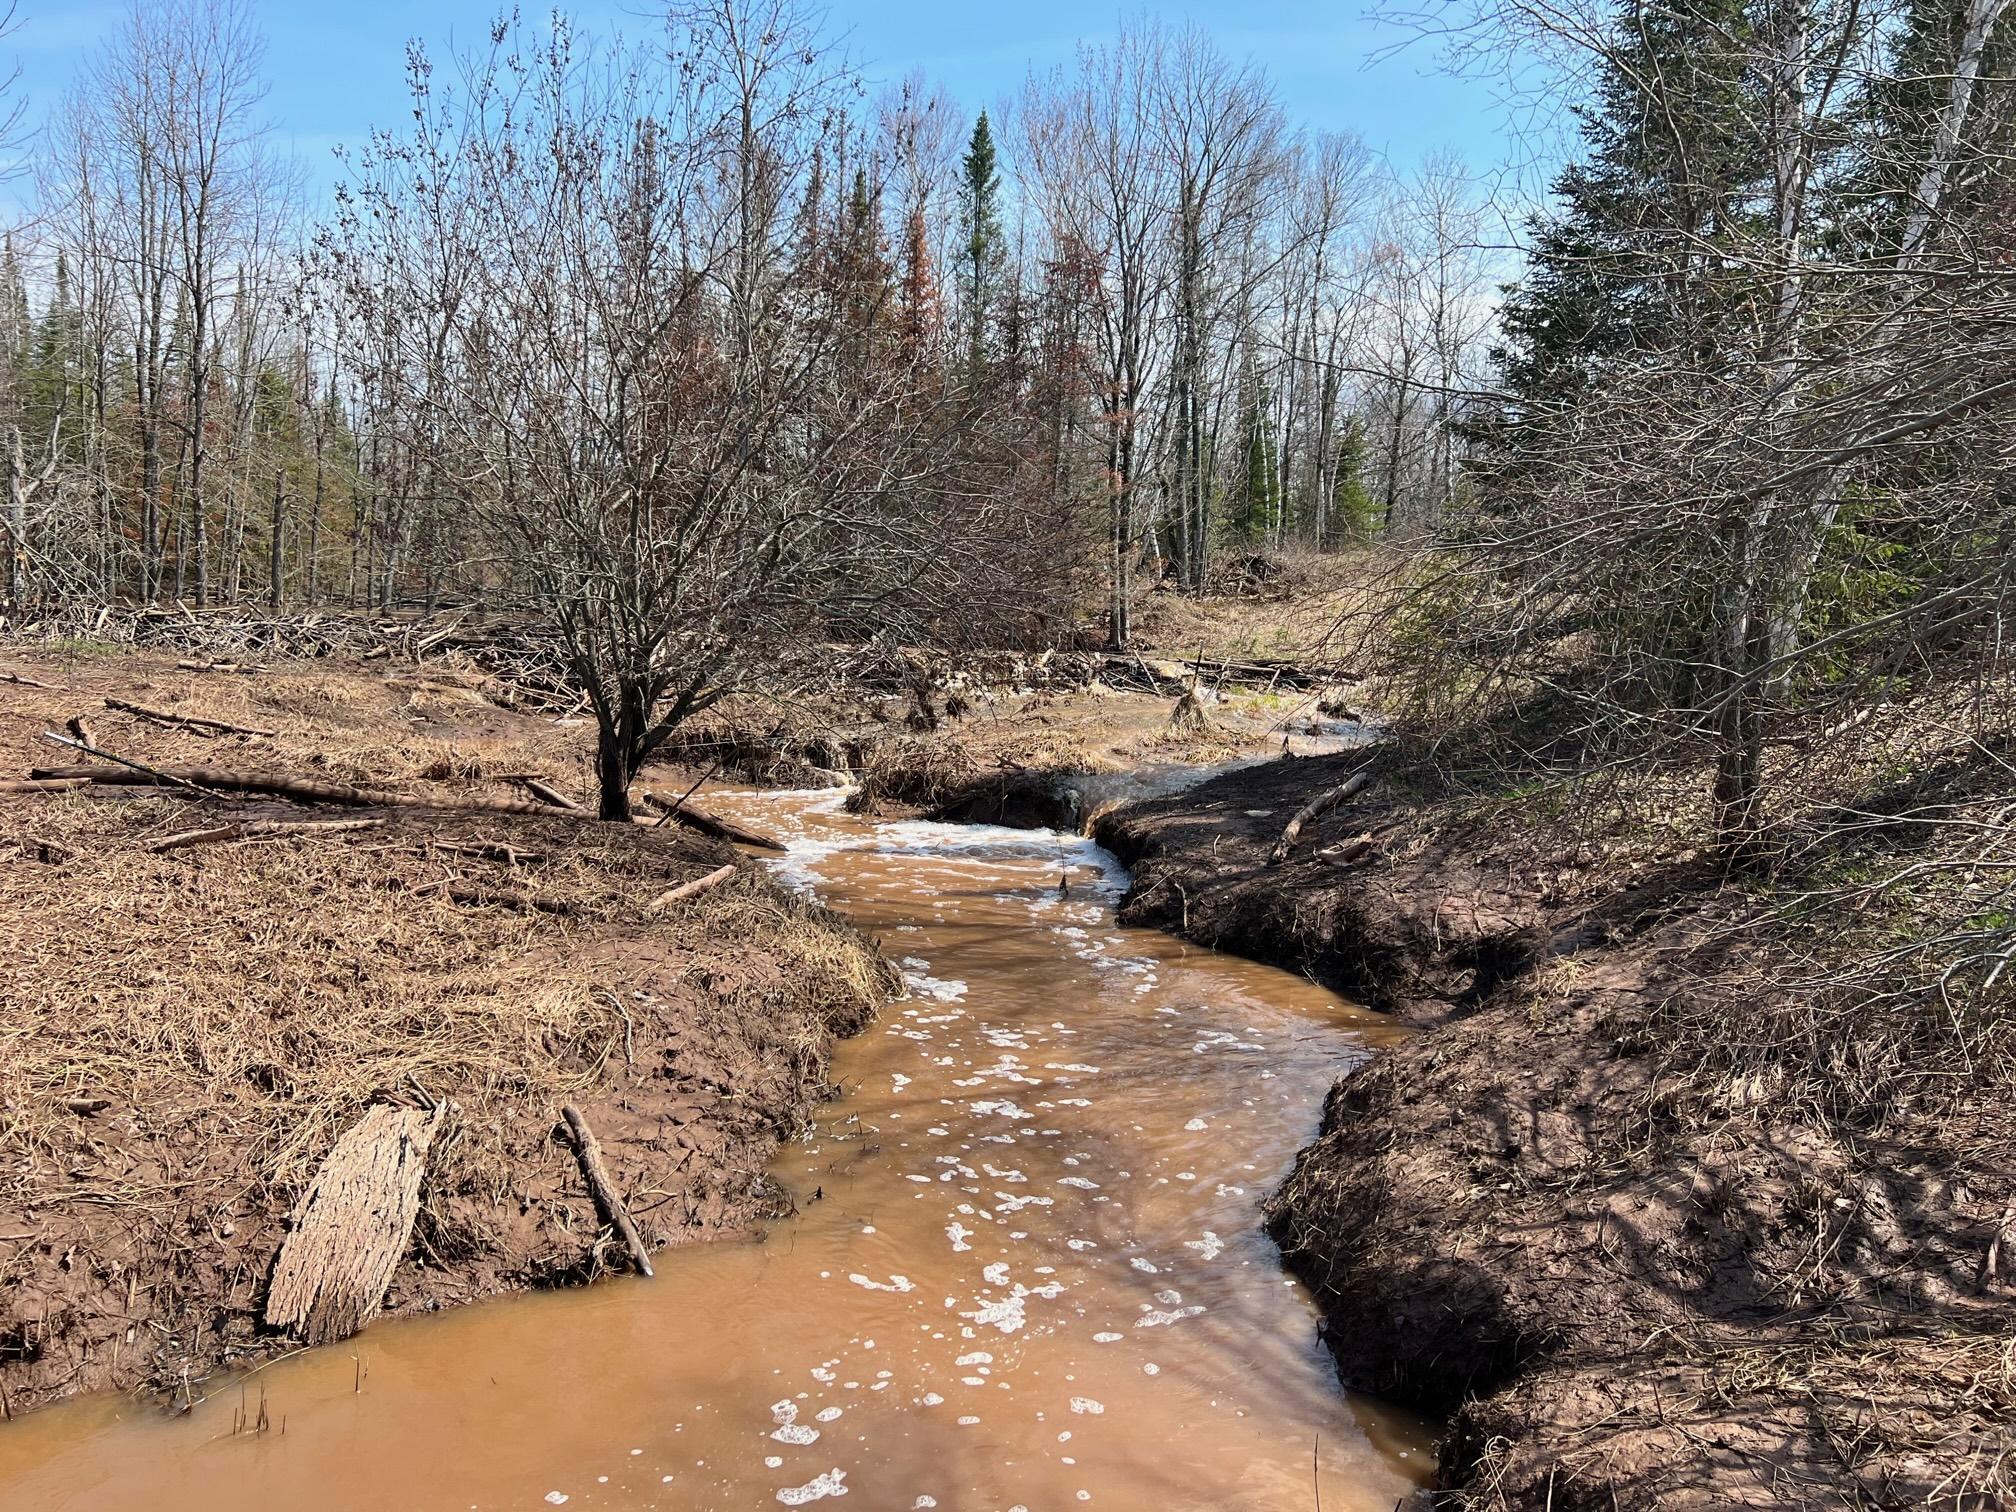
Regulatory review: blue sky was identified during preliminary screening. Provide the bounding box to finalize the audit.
[9,1,1515,196]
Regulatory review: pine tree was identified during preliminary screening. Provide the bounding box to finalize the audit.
[956,111,1004,379]
[897,204,940,364]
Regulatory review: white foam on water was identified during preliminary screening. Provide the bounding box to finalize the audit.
[776,1468,848,1504]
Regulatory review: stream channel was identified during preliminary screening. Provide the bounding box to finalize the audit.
[0,786,1434,1511]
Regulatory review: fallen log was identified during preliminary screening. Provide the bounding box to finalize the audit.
[265,1104,444,1345]
[38,732,223,798]
[439,883,576,915]
[0,777,89,794]
[1269,767,1378,865]
[104,696,276,738]
[636,790,785,851]
[522,778,582,811]
[32,763,558,816]
[426,839,543,865]
[150,817,385,853]
[648,862,737,912]
[562,1104,654,1277]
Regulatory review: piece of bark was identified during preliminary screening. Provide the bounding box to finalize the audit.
[0,670,51,688]
[1269,768,1377,865]
[562,1104,654,1277]
[150,817,385,853]
[636,790,786,851]
[521,778,582,811]
[0,777,89,794]
[65,715,96,748]
[103,697,276,738]
[265,1104,444,1345]
[648,862,737,912]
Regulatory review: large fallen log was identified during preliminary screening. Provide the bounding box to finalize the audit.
[32,763,559,816]
[265,1104,444,1345]
[636,789,786,851]
[562,1104,654,1277]
[1268,767,1378,865]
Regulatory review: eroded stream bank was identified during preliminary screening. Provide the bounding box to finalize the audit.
[0,788,1432,1511]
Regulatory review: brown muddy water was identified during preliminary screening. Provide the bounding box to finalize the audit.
[0,789,1432,1511]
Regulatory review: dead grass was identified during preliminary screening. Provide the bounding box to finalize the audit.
[1131,547,1382,664]
[0,648,894,1412]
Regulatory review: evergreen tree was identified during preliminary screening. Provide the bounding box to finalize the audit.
[956,110,1005,378]
[1490,0,1765,422]
[1837,0,2015,255]
[1330,415,1378,541]
[1235,367,1281,543]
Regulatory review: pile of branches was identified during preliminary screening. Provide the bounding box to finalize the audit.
[2,604,583,712]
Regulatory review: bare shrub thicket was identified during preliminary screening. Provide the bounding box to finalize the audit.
[1354,0,2016,1123]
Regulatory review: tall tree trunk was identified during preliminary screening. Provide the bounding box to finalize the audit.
[269,467,285,608]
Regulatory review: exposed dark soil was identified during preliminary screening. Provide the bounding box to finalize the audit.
[0,649,895,1418]
[1094,752,2016,1510]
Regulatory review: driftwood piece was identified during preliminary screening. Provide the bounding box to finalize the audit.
[636,790,785,851]
[562,1104,654,1277]
[104,696,276,738]
[265,1104,444,1345]
[1314,831,1383,869]
[522,778,582,811]
[1269,768,1377,865]
[150,816,385,853]
[648,862,737,912]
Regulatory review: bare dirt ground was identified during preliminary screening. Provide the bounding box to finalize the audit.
[0,645,893,1418]
[1094,741,2016,1509]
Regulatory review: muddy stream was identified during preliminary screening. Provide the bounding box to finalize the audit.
[0,788,1432,1510]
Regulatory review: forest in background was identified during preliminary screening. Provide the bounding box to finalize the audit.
[0,0,1492,648]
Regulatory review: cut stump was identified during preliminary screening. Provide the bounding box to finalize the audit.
[265,1103,444,1345]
